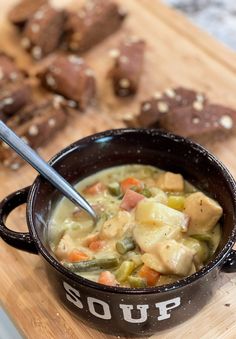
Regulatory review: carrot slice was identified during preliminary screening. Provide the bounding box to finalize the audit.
[83,182,106,195]
[89,240,105,251]
[67,249,89,262]
[120,177,143,193]
[84,233,99,247]
[98,271,117,286]
[139,265,160,286]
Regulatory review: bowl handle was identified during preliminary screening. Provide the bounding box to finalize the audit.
[0,187,38,254]
[221,250,236,272]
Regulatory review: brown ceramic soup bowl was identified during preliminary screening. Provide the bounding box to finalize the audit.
[0,128,236,336]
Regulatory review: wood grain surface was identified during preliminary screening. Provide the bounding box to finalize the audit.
[0,1,236,338]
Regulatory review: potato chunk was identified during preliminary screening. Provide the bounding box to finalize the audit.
[142,240,194,276]
[156,171,184,192]
[135,201,189,228]
[184,192,223,235]
[182,237,209,264]
[149,188,168,204]
[133,222,182,253]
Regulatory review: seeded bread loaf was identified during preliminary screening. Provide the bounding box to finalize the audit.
[37,54,96,110]
[158,104,236,145]
[109,38,146,97]
[21,4,66,60]
[0,98,67,170]
[129,86,236,145]
[8,0,48,29]
[137,87,207,127]
[0,81,31,119]
[65,0,126,53]
[0,52,26,87]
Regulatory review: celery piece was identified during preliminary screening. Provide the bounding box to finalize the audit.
[167,195,185,211]
[128,276,147,288]
[115,261,135,282]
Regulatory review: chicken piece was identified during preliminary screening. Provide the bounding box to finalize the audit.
[184,192,223,235]
[142,240,194,276]
[99,211,132,240]
[156,171,184,192]
[55,233,74,260]
[135,200,189,229]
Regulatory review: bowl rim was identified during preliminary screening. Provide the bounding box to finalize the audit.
[27,128,236,295]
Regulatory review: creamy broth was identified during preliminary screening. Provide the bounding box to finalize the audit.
[49,165,222,288]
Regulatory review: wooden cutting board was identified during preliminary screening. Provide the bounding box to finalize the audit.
[1,1,236,338]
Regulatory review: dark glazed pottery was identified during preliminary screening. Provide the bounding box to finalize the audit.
[0,128,236,336]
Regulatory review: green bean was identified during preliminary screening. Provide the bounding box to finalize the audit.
[108,182,121,196]
[140,188,152,198]
[63,257,119,272]
[115,261,135,282]
[116,237,136,254]
[128,276,147,288]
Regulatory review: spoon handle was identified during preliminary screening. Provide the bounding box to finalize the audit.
[0,120,97,221]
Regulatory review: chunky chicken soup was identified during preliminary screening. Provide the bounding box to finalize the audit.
[49,165,222,288]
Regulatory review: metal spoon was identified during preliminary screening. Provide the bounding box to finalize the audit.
[0,120,97,222]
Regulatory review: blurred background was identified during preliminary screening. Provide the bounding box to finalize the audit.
[165,0,236,50]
